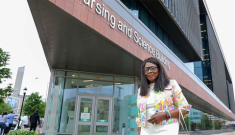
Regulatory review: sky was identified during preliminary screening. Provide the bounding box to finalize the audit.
[0,0,50,98]
[0,0,235,99]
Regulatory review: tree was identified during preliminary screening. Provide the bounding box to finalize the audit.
[22,92,46,118]
[198,114,213,130]
[0,102,13,114]
[214,120,222,129]
[0,48,13,103]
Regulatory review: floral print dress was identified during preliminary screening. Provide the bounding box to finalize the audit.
[136,79,191,128]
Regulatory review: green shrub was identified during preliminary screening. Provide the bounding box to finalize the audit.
[7,130,37,135]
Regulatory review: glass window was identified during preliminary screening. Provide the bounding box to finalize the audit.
[55,77,65,89]
[78,125,90,135]
[97,99,109,122]
[179,107,233,132]
[150,17,156,33]
[113,83,136,134]
[120,0,190,64]
[131,10,139,18]
[115,76,135,82]
[80,73,113,81]
[56,71,66,76]
[79,98,93,122]
[162,31,169,46]
[138,78,141,90]
[193,14,213,91]
[78,79,114,95]
[139,4,150,27]
[157,25,163,41]
[66,72,78,77]
[121,0,129,7]
[59,78,77,133]
[138,78,141,84]
[96,126,108,135]
[130,0,139,18]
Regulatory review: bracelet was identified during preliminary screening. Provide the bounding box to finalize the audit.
[166,111,171,121]
[168,111,171,119]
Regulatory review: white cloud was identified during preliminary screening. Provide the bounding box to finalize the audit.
[206,0,235,88]
[0,0,50,98]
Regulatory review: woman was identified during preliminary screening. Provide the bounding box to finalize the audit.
[136,57,191,135]
[0,112,8,135]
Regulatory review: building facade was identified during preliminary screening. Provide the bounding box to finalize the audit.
[12,66,25,97]
[27,0,235,134]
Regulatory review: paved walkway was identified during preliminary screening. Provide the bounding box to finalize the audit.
[24,128,43,133]
[212,131,235,135]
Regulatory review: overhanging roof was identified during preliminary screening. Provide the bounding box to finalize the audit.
[27,0,142,77]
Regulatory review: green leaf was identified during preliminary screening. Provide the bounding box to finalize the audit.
[23,92,46,118]
[0,48,13,103]
[8,130,37,135]
[0,102,13,115]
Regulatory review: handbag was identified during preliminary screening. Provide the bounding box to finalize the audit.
[5,122,9,127]
[178,108,190,135]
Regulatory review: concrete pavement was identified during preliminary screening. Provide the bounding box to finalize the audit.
[212,131,235,135]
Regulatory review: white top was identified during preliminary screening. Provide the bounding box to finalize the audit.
[147,83,155,105]
[0,115,8,122]
[141,83,179,135]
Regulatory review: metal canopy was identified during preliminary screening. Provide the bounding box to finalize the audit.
[28,0,142,77]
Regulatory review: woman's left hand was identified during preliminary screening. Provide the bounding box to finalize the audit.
[147,112,166,124]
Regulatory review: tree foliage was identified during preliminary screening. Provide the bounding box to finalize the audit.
[22,92,46,118]
[0,101,13,114]
[214,120,222,129]
[197,114,213,130]
[0,48,13,103]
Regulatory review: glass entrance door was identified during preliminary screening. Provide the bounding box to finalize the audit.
[74,95,112,135]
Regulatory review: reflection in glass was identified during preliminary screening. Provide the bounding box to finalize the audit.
[115,76,135,82]
[138,78,141,85]
[193,14,213,91]
[67,72,78,77]
[78,125,90,135]
[96,126,108,135]
[131,10,139,17]
[56,71,66,76]
[55,77,65,89]
[120,0,190,63]
[179,107,232,132]
[121,0,139,18]
[113,83,136,134]
[79,98,92,122]
[97,99,109,122]
[80,73,113,81]
[78,79,113,95]
[194,61,203,81]
[184,62,194,74]
[59,78,77,133]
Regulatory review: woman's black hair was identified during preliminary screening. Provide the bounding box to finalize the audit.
[140,57,170,96]
[2,112,7,117]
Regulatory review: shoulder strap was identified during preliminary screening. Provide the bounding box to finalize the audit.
[178,108,190,135]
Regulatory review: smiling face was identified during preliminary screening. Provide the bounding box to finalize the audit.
[144,62,159,83]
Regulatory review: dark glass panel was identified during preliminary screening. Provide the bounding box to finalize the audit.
[121,0,190,63]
